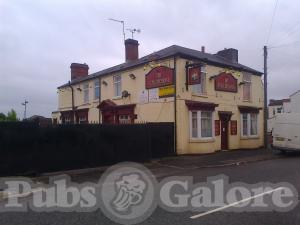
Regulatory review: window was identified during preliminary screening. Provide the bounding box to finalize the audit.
[190,111,213,139]
[83,83,89,103]
[192,67,206,95]
[119,115,131,124]
[64,116,71,124]
[94,80,100,100]
[277,107,282,113]
[243,73,251,101]
[191,112,198,138]
[242,113,248,136]
[241,113,258,137]
[114,75,122,97]
[79,116,87,124]
[250,113,257,135]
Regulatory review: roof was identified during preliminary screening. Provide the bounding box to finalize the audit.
[290,89,300,97]
[58,45,263,88]
[269,99,290,106]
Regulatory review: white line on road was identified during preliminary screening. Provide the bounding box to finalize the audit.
[190,187,284,219]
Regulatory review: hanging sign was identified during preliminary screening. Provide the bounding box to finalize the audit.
[159,85,175,98]
[230,120,237,135]
[188,66,201,85]
[145,66,174,89]
[215,72,238,93]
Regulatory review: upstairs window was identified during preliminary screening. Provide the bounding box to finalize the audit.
[94,80,100,100]
[83,83,89,103]
[114,75,122,97]
[243,74,251,101]
[191,66,206,95]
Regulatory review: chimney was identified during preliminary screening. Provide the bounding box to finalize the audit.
[125,39,139,62]
[216,48,238,63]
[201,46,205,53]
[70,63,89,80]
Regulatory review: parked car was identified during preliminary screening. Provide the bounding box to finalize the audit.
[271,113,300,153]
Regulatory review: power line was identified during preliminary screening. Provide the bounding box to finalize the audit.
[269,40,300,49]
[270,20,300,46]
[265,0,279,45]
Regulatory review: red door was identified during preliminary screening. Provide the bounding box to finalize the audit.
[102,113,115,124]
[221,119,229,150]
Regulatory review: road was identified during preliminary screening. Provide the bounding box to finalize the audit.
[1,153,300,225]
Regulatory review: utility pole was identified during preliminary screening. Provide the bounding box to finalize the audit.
[263,46,268,149]
[22,99,29,120]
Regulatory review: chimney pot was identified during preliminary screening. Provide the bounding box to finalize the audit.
[125,39,139,62]
[70,63,89,80]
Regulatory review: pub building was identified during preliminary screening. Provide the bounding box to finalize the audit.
[52,39,264,154]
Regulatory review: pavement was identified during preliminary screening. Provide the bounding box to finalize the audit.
[32,148,277,183]
[2,148,300,225]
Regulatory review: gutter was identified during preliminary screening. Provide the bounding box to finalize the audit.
[68,81,76,124]
[173,56,177,155]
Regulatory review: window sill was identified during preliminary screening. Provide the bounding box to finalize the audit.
[242,99,252,103]
[240,136,259,140]
[192,93,208,98]
[189,138,215,143]
[112,96,122,100]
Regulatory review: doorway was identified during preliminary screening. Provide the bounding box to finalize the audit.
[219,112,232,150]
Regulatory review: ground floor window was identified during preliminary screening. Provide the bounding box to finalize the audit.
[241,113,258,137]
[63,116,71,124]
[190,111,213,139]
[78,116,88,124]
[119,115,131,124]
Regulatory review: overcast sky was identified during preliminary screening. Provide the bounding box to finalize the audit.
[1,0,299,118]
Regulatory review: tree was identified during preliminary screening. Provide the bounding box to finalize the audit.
[0,113,6,121]
[6,109,18,122]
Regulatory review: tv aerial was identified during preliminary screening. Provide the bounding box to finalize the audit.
[126,28,141,39]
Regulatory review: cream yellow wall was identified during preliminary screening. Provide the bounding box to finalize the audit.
[56,58,175,123]
[175,58,264,154]
[55,56,264,154]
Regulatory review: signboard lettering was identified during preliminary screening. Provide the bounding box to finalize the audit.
[215,120,220,136]
[230,120,237,135]
[145,66,174,89]
[159,85,174,98]
[214,73,238,93]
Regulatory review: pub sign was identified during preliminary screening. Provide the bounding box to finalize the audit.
[188,66,201,85]
[214,72,238,93]
[145,66,174,89]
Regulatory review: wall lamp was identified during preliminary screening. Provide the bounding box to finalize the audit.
[102,80,108,86]
[77,87,82,91]
[129,73,136,79]
[209,75,218,80]
[239,81,246,86]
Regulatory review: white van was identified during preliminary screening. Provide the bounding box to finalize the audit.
[271,113,300,153]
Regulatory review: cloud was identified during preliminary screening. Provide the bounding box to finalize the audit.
[1,0,300,118]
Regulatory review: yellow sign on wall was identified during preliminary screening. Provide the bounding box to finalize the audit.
[159,85,175,98]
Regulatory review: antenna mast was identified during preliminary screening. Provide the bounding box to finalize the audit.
[108,18,125,42]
